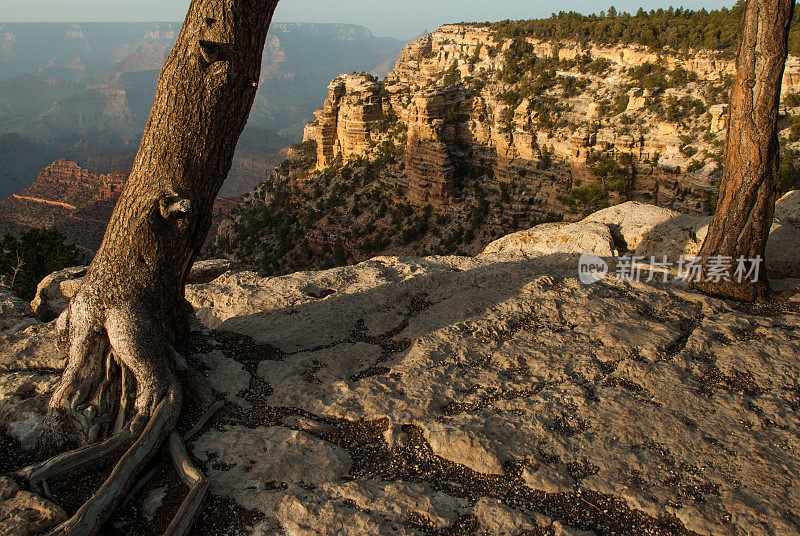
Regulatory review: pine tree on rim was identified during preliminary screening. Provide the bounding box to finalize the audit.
[12,1,280,535]
[692,0,795,301]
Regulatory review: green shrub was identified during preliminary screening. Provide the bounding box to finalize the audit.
[681,145,699,158]
[558,185,610,213]
[789,116,800,142]
[784,92,800,107]
[0,228,84,300]
[586,151,630,181]
[485,4,759,58]
[687,160,704,172]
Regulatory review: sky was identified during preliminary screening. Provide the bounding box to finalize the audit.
[0,0,735,41]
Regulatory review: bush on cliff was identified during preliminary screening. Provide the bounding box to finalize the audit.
[0,228,84,300]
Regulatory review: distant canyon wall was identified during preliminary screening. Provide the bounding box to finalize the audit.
[303,24,800,216]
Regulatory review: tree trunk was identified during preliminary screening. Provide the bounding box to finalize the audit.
[692,0,794,301]
[18,1,280,534]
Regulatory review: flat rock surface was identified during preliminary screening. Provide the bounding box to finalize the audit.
[1,255,798,535]
[581,201,691,252]
[184,255,800,536]
[776,190,800,227]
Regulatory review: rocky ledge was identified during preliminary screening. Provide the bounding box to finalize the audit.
[1,232,799,536]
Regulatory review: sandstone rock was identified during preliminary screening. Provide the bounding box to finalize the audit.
[632,213,709,260]
[626,88,647,112]
[0,477,67,536]
[197,349,251,400]
[303,73,385,169]
[480,221,615,258]
[0,289,32,330]
[270,480,465,536]
[783,55,800,97]
[30,265,86,321]
[471,498,539,534]
[0,320,61,372]
[4,251,800,534]
[421,421,505,475]
[709,103,729,133]
[192,425,353,515]
[579,200,800,278]
[299,24,736,210]
[581,201,700,252]
[182,255,800,536]
[0,316,62,450]
[30,259,234,321]
[0,160,126,254]
[185,258,233,284]
[0,371,60,449]
[775,190,800,227]
[395,85,467,204]
[766,222,800,279]
[0,300,67,450]
[523,464,575,494]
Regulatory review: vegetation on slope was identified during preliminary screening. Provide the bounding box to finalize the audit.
[209,140,563,275]
[478,2,800,58]
[0,228,84,300]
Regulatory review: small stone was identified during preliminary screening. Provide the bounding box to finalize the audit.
[0,478,67,536]
[187,259,233,284]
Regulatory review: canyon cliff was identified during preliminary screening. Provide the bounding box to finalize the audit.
[0,159,126,253]
[303,25,800,215]
[0,160,239,255]
[214,21,800,274]
[0,22,403,200]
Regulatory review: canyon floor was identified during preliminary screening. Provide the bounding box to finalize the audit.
[1,250,799,536]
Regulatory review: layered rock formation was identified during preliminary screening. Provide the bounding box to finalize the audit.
[0,159,125,253]
[303,24,800,215]
[0,159,241,255]
[304,74,385,169]
[0,159,126,243]
[401,87,462,204]
[482,192,800,280]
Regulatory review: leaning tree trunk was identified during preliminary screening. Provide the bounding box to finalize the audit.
[15,1,279,535]
[692,0,794,301]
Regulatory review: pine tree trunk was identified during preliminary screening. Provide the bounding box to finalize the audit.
[692,0,794,301]
[93,0,278,328]
[18,2,280,535]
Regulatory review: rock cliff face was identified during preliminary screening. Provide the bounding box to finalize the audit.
[401,87,461,204]
[0,160,124,230]
[303,25,800,214]
[0,159,126,252]
[0,159,239,254]
[305,75,385,169]
[0,22,404,203]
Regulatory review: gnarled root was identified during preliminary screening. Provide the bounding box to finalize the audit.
[16,428,134,496]
[47,382,182,536]
[18,295,217,536]
[164,432,209,536]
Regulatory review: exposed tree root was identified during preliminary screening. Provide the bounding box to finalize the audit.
[183,400,224,442]
[15,428,134,494]
[164,432,209,536]
[14,300,220,536]
[46,383,182,536]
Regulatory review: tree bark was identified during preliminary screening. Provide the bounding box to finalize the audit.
[692,0,794,301]
[22,1,280,534]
